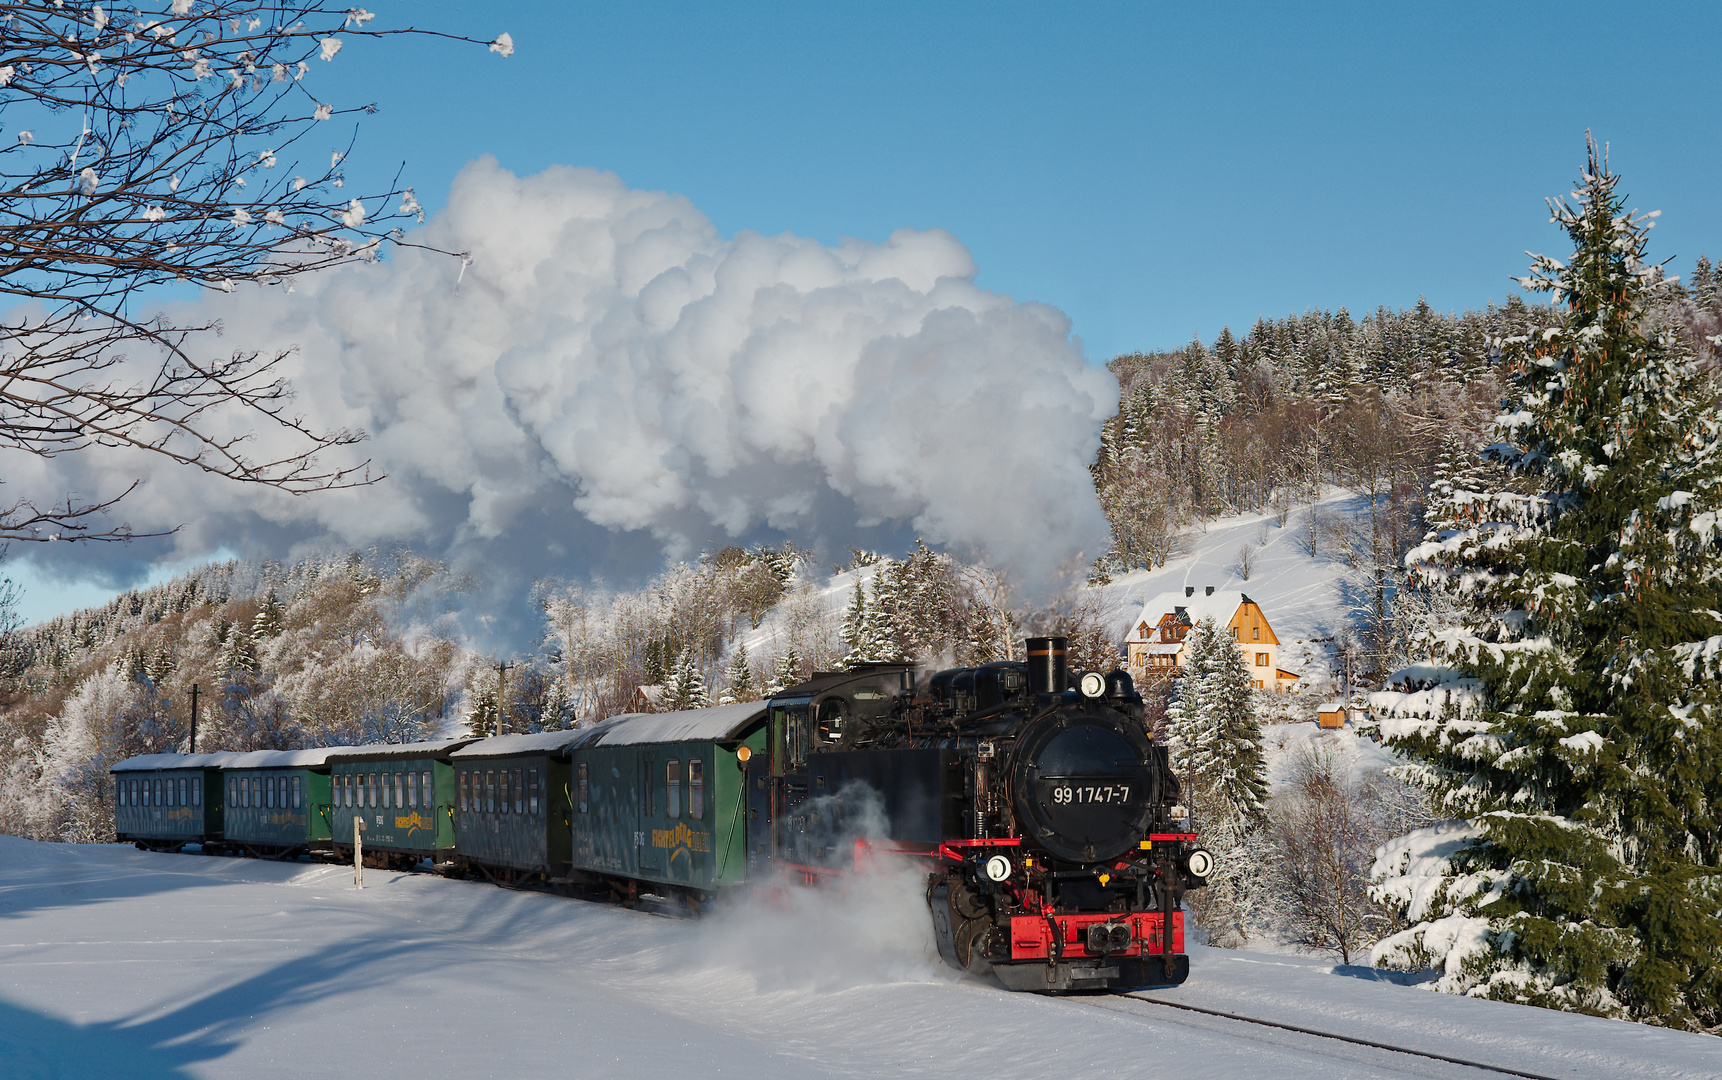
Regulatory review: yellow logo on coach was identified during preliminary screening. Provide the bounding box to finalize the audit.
[651,822,711,860]
[394,811,432,832]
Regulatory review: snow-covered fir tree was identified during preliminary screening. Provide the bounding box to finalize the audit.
[764,648,804,696]
[251,590,284,641]
[664,647,711,711]
[1168,619,1270,838]
[1369,142,1722,1030]
[720,643,757,705]
[1166,618,1272,946]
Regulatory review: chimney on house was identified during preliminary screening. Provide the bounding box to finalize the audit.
[1205,586,1215,596]
[1185,586,1195,597]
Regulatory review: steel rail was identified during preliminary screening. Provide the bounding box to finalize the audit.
[1121,994,1571,1080]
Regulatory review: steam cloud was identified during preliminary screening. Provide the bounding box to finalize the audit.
[22,159,1116,632]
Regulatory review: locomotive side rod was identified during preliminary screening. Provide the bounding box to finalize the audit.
[1115,996,1572,1080]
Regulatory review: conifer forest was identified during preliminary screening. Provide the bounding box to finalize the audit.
[5,143,1722,1033]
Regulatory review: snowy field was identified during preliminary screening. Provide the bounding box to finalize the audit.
[3,836,1716,1079]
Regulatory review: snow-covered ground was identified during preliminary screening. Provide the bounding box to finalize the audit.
[3,837,1716,1079]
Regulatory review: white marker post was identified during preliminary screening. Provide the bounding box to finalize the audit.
[354,815,365,889]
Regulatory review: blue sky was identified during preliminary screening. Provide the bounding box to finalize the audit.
[8,0,1722,624]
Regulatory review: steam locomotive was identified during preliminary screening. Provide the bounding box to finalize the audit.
[113,636,1207,994]
[766,636,1211,992]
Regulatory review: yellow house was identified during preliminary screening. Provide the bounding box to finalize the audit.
[1126,587,1301,693]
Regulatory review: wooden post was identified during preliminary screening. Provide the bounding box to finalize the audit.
[354,815,365,889]
[189,684,199,754]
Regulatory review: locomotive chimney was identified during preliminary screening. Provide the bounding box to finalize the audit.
[1025,637,1068,695]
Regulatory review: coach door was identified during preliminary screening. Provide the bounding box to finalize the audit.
[637,755,664,874]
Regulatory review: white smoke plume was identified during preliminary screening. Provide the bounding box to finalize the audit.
[20,159,1116,638]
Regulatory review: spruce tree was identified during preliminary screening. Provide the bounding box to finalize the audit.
[724,643,757,703]
[666,647,711,711]
[1371,141,1722,1028]
[251,590,284,640]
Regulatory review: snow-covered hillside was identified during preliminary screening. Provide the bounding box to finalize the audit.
[1093,490,1370,698]
[3,837,1715,1079]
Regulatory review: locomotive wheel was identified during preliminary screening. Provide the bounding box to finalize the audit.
[953,917,996,975]
[950,877,990,920]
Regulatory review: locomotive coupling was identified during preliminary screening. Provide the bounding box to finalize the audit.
[1084,921,1134,956]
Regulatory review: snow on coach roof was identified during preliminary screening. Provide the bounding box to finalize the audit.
[324,738,478,762]
[111,748,339,772]
[576,701,767,747]
[450,729,591,759]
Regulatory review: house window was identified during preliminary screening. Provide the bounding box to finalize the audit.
[1138,621,1149,639]
[1230,627,1239,639]
[577,763,589,815]
[1252,626,1260,640]
[1257,653,1269,666]
[666,760,681,819]
[689,759,704,820]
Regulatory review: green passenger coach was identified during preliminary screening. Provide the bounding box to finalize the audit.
[450,731,582,884]
[112,754,226,850]
[567,702,767,903]
[327,739,475,868]
[218,749,337,858]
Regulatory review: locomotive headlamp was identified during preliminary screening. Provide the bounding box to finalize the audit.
[736,746,752,763]
[982,854,1013,882]
[1078,671,1107,699]
[1184,848,1215,879]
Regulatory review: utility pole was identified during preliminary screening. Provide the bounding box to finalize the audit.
[494,660,512,737]
[189,684,199,753]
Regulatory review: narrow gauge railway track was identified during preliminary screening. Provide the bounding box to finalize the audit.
[1076,993,1574,1080]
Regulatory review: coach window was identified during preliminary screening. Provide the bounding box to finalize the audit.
[254,777,264,809]
[291,776,301,809]
[192,779,202,807]
[502,770,513,815]
[512,769,523,814]
[346,774,355,808]
[485,770,496,814]
[394,773,405,809]
[228,777,237,807]
[383,774,393,809]
[423,772,433,807]
[406,771,417,809]
[665,760,681,819]
[577,763,589,815]
[267,777,276,809]
[689,759,704,820]
[458,772,469,813]
[641,758,655,816]
[528,769,539,816]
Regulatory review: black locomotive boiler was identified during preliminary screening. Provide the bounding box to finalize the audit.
[764,636,1211,992]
